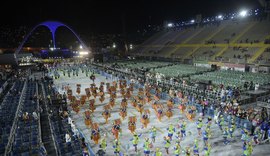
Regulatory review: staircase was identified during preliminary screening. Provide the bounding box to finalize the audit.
[39,84,58,156]
[231,22,257,43]
[248,46,269,63]
[166,27,205,57]
[183,25,226,59]
[211,46,228,60]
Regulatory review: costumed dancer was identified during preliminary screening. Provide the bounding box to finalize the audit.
[143,138,151,156]
[164,136,171,154]
[154,148,162,156]
[100,137,107,152]
[218,114,224,131]
[204,143,211,156]
[174,144,181,156]
[203,129,209,146]
[167,124,176,141]
[131,132,141,153]
[197,117,203,136]
[150,126,157,143]
[113,139,121,156]
[180,120,187,139]
[223,127,230,145]
[193,139,199,156]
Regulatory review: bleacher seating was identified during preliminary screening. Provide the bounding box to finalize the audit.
[0,81,24,154]
[131,19,270,64]
[11,82,41,156]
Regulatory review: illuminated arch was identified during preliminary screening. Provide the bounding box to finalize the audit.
[15,21,91,55]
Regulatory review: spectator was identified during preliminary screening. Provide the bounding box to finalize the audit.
[32,111,38,120]
[96,148,106,156]
[39,143,47,156]
[22,112,29,122]
[255,83,259,91]
[83,147,90,156]
[65,132,71,145]
[71,120,79,139]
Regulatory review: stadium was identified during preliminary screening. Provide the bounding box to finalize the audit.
[0,0,270,156]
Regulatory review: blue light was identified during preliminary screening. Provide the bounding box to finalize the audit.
[15,21,91,55]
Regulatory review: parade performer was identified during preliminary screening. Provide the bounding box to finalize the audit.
[90,123,100,144]
[184,146,191,156]
[167,124,175,141]
[112,119,122,140]
[253,127,261,144]
[193,139,199,156]
[243,141,253,156]
[164,136,171,154]
[218,115,225,131]
[229,122,236,138]
[154,148,162,156]
[180,121,187,139]
[130,132,140,153]
[203,129,209,146]
[196,117,203,136]
[141,109,150,128]
[241,129,250,144]
[100,136,107,152]
[223,127,229,145]
[113,139,121,155]
[204,143,211,156]
[150,126,157,143]
[175,131,182,145]
[174,144,181,156]
[143,138,151,156]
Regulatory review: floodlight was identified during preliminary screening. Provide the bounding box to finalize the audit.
[167,23,173,27]
[218,15,223,19]
[239,10,247,17]
[79,51,89,55]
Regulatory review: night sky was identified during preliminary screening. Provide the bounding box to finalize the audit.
[2,0,260,34]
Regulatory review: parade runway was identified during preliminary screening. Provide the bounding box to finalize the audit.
[53,72,270,156]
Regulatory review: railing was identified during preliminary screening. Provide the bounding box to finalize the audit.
[36,82,42,146]
[4,80,28,155]
[0,80,8,95]
[256,94,270,110]
[41,82,59,156]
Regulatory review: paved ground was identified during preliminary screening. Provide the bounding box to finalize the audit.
[52,71,270,156]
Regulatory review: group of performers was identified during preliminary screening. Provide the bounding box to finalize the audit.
[51,65,266,156]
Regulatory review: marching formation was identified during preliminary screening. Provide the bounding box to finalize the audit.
[48,63,269,156]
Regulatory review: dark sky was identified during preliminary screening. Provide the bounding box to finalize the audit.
[2,0,260,34]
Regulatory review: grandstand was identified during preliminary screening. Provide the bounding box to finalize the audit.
[131,18,270,64]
